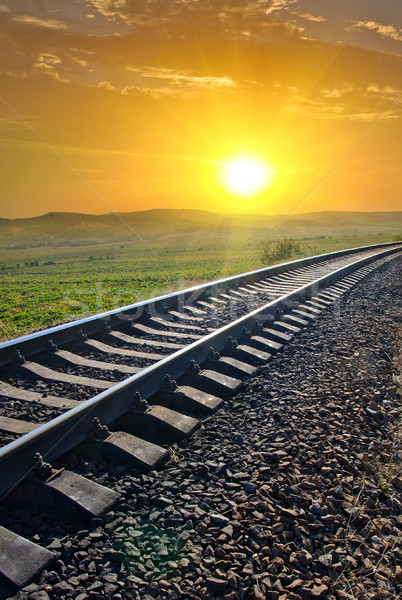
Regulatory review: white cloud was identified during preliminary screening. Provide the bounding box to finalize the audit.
[84,0,131,22]
[265,0,297,16]
[13,15,67,30]
[353,20,402,42]
[141,69,236,89]
[279,81,401,123]
[97,80,116,91]
[33,61,70,82]
[124,66,237,96]
[37,53,62,66]
[297,12,326,24]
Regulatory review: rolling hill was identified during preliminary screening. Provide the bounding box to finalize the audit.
[0,209,400,249]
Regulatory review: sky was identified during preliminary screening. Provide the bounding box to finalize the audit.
[0,0,401,218]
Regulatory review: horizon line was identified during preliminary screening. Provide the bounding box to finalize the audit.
[2,207,402,221]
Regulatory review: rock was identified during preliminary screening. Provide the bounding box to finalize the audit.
[239,585,250,600]
[231,471,250,481]
[288,579,304,590]
[221,524,234,538]
[45,539,62,551]
[279,507,299,521]
[266,451,288,463]
[266,592,280,600]
[244,482,258,493]
[157,496,174,507]
[206,577,227,593]
[179,558,190,568]
[251,583,265,600]
[300,587,312,600]
[227,570,238,588]
[392,476,402,490]
[299,482,316,491]
[318,553,333,568]
[311,584,329,598]
[51,582,74,594]
[243,563,254,576]
[28,592,51,600]
[45,572,60,585]
[210,513,230,526]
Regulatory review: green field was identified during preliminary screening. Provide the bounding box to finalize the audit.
[0,228,397,341]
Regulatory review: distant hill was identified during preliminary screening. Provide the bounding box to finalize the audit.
[0,209,400,249]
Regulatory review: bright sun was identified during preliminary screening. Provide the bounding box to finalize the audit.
[217,157,276,198]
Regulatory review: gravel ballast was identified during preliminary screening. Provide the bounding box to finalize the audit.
[1,257,401,600]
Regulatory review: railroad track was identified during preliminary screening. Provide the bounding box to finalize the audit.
[0,241,401,595]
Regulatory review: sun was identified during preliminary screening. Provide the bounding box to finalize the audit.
[217,157,276,198]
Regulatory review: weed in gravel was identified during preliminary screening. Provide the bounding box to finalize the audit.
[112,522,186,578]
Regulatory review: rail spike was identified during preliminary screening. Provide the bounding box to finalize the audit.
[103,322,111,334]
[130,391,149,413]
[163,374,177,392]
[47,340,58,353]
[208,346,221,361]
[187,360,201,375]
[252,321,264,334]
[240,327,251,341]
[285,298,298,310]
[90,417,110,441]
[14,350,25,365]
[142,308,151,321]
[78,329,87,342]
[226,336,238,350]
[160,303,169,315]
[33,452,53,480]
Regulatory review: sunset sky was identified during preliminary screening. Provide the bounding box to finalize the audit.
[0,0,401,218]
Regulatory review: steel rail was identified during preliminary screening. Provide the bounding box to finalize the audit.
[0,241,399,366]
[0,243,400,497]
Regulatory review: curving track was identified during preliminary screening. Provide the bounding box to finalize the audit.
[0,241,401,595]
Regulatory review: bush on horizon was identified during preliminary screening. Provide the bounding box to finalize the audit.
[261,237,304,264]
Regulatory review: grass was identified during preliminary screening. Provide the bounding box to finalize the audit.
[376,447,401,493]
[333,386,401,600]
[371,403,401,494]
[0,231,397,341]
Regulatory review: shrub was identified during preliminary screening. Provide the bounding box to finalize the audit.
[261,237,304,264]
